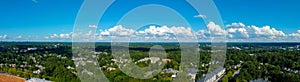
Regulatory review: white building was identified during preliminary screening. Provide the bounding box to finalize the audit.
[26,78,51,82]
[198,68,226,82]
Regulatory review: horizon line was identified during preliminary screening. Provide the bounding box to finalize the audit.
[1,40,300,43]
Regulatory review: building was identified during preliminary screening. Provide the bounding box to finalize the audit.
[27,47,38,51]
[66,66,74,70]
[171,74,177,78]
[163,68,179,74]
[162,58,172,62]
[107,67,116,71]
[250,78,268,82]
[198,68,226,82]
[26,78,51,82]
[33,69,41,74]
[136,57,161,64]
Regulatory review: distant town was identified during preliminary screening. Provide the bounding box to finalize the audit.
[0,42,300,82]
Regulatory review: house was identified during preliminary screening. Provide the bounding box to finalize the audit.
[171,74,177,78]
[67,66,74,70]
[20,65,24,68]
[162,59,172,62]
[33,69,41,74]
[8,64,16,68]
[107,67,116,71]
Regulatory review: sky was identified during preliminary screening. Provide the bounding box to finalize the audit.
[0,0,300,42]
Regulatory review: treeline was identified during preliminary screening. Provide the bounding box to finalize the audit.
[222,48,300,82]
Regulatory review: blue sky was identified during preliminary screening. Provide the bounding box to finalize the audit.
[0,0,300,42]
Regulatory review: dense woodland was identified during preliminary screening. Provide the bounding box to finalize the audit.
[0,42,299,82]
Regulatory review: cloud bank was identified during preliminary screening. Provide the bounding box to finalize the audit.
[5,22,299,42]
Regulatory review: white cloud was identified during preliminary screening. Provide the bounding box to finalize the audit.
[248,25,285,39]
[207,22,226,35]
[288,30,300,38]
[194,14,206,18]
[40,22,300,42]
[225,22,286,40]
[226,23,249,38]
[96,25,196,41]
[60,34,71,39]
[50,34,58,38]
[136,31,146,35]
[86,30,93,36]
[88,25,98,28]
[46,33,72,39]
[140,26,194,36]
[16,35,22,39]
[143,26,169,36]
[96,34,104,40]
[99,30,110,35]
[0,34,7,39]
[100,25,134,36]
[196,30,208,39]
[226,22,246,28]
[170,26,194,36]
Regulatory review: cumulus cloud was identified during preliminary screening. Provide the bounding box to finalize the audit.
[288,30,300,38]
[60,34,71,39]
[99,30,110,36]
[139,26,194,36]
[248,25,285,39]
[195,30,208,39]
[100,25,134,36]
[45,33,72,39]
[94,22,291,42]
[194,14,206,18]
[50,34,59,38]
[225,22,286,40]
[170,26,194,36]
[143,26,169,36]
[226,22,246,28]
[0,34,7,39]
[96,25,197,41]
[226,23,249,38]
[41,22,300,42]
[207,22,226,35]
[96,34,104,40]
